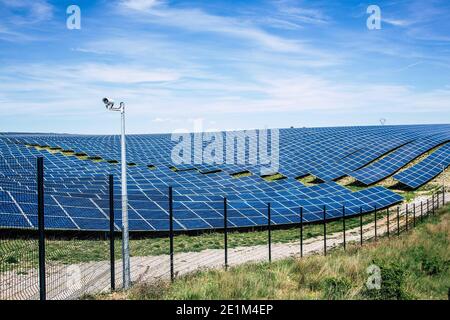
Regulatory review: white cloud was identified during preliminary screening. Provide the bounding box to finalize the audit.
[2,62,450,119]
[120,0,160,11]
[394,61,423,71]
[77,64,181,83]
[383,18,412,27]
[0,0,53,24]
[2,63,450,134]
[273,2,329,25]
[116,2,318,54]
[3,63,181,85]
[152,117,166,122]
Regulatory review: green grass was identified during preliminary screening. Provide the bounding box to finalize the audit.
[262,173,287,182]
[1,209,385,272]
[344,184,367,192]
[399,184,442,202]
[296,175,322,186]
[230,171,252,178]
[107,204,450,300]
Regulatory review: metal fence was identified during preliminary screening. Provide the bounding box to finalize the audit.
[0,228,40,300]
[0,156,40,300]
[0,157,118,300]
[0,156,448,300]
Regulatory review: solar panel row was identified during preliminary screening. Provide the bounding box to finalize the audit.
[0,185,402,231]
[351,131,450,185]
[393,143,450,189]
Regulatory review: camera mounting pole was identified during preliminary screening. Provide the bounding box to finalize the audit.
[102,98,131,289]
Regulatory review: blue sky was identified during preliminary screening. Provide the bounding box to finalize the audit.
[1,0,450,134]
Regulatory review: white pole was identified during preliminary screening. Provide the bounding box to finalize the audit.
[120,103,131,289]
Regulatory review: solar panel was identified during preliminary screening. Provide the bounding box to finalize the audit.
[393,143,450,189]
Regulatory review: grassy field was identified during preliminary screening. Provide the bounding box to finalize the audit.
[100,203,450,300]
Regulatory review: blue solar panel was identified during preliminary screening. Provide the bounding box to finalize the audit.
[1,124,448,231]
[351,131,450,185]
[393,143,450,189]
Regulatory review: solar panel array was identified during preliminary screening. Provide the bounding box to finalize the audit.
[0,124,449,232]
[351,131,450,185]
[393,143,450,189]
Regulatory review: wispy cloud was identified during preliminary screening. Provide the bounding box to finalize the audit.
[120,0,160,11]
[2,62,450,117]
[0,0,53,25]
[272,0,330,25]
[76,64,181,84]
[394,61,423,71]
[116,0,321,54]
[383,18,412,27]
[2,63,182,84]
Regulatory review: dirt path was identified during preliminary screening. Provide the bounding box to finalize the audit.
[1,193,448,300]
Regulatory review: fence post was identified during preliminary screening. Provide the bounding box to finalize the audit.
[109,174,115,291]
[427,199,430,217]
[436,192,438,211]
[405,204,409,231]
[359,207,363,246]
[437,191,439,211]
[437,191,440,209]
[300,207,303,258]
[421,201,423,222]
[37,157,46,301]
[413,203,416,227]
[439,190,441,209]
[434,192,437,214]
[169,186,174,282]
[268,202,271,263]
[224,197,228,270]
[386,208,390,238]
[443,186,445,206]
[397,206,400,236]
[374,206,377,241]
[436,190,441,209]
[342,205,346,250]
[323,206,327,256]
[432,193,435,215]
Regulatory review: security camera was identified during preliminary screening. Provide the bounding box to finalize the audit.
[102,97,115,109]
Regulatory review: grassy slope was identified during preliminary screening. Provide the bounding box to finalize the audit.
[109,204,450,300]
